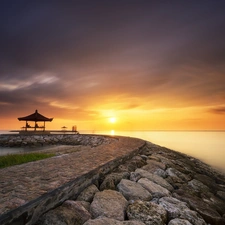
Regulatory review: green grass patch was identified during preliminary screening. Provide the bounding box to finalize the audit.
[0,153,55,169]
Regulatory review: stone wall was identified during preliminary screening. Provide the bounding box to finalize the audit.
[0,134,113,148]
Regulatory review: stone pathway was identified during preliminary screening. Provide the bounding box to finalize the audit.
[0,136,145,217]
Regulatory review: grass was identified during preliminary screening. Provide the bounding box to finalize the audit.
[0,152,55,169]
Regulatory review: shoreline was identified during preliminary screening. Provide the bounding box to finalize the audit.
[0,135,224,224]
[1,132,225,175]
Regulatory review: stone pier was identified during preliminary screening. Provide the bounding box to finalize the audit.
[0,135,145,225]
[0,134,225,225]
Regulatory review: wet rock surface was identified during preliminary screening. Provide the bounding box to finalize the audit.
[35,142,225,225]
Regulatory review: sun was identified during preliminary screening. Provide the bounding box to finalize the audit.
[109,117,116,123]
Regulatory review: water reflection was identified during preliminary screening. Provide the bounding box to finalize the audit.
[0,147,26,156]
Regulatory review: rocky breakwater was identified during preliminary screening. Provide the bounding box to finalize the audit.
[0,134,114,148]
[35,142,225,225]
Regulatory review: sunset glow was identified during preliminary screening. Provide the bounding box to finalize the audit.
[0,1,225,131]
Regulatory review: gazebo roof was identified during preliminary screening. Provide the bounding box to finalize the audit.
[18,110,53,122]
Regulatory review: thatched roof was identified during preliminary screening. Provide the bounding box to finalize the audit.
[18,110,53,122]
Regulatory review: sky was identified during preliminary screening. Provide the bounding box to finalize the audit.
[0,0,225,131]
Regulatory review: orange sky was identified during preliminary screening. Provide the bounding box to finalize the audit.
[0,1,225,131]
[1,101,225,131]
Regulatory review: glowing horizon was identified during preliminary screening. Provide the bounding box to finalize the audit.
[1,1,225,131]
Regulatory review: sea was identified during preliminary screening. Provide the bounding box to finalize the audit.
[0,130,225,174]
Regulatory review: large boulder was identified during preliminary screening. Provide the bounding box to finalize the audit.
[130,168,173,191]
[173,190,225,225]
[100,172,130,191]
[117,156,146,172]
[90,190,128,221]
[126,200,167,225]
[84,216,145,225]
[141,160,166,174]
[188,179,210,193]
[150,154,177,170]
[36,200,91,225]
[217,191,225,201]
[194,173,219,194]
[77,184,99,202]
[159,197,207,225]
[117,179,152,201]
[138,178,170,198]
[168,218,192,225]
[166,167,191,184]
[154,168,168,178]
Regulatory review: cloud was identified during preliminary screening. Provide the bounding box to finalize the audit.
[1,1,225,124]
[208,106,225,114]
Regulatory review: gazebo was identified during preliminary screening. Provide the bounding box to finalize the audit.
[18,109,53,132]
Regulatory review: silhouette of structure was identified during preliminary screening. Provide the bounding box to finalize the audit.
[18,110,53,132]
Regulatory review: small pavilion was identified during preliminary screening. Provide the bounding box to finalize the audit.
[18,110,53,133]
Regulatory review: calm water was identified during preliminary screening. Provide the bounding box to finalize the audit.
[1,130,225,173]
[85,130,225,173]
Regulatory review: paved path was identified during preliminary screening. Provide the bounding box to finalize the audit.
[0,136,145,216]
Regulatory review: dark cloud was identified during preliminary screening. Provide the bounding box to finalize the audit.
[1,0,225,121]
[208,107,225,115]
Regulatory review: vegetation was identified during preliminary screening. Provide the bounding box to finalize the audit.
[0,153,55,169]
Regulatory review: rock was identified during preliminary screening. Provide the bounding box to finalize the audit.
[84,217,145,225]
[173,190,225,225]
[131,168,173,191]
[142,160,166,173]
[188,179,210,193]
[76,200,91,212]
[170,159,195,175]
[168,218,192,225]
[159,196,189,219]
[122,221,146,225]
[77,184,99,202]
[217,191,225,201]
[84,217,121,225]
[36,200,91,225]
[148,155,161,162]
[201,191,225,216]
[131,155,147,167]
[138,178,170,198]
[194,173,219,194]
[151,154,177,169]
[100,172,130,191]
[0,134,114,148]
[117,156,146,172]
[126,200,167,225]
[90,190,128,221]
[140,154,148,160]
[159,197,207,225]
[154,168,168,178]
[166,167,191,184]
[130,171,142,182]
[117,179,152,201]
